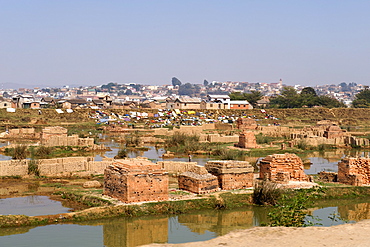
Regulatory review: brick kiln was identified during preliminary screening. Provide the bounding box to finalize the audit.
[338,157,370,186]
[205,160,254,190]
[259,153,309,183]
[104,159,168,203]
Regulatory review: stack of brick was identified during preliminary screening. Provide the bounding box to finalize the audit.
[178,172,218,194]
[104,158,168,203]
[235,130,258,149]
[338,157,370,186]
[259,153,309,183]
[205,160,254,190]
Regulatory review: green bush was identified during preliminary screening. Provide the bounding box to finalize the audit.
[252,180,283,206]
[28,160,40,176]
[11,145,28,160]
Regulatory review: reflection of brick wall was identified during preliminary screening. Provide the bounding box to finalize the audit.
[338,157,370,186]
[259,153,309,182]
[103,217,168,247]
[178,172,218,194]
[205,160,254,190]
[104,159,168,203]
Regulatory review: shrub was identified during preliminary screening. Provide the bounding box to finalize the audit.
[35,146,54,159]
[11,145,28,160]
[114,148,128,159]
[124,131,141,147]
[28,159,40,176]
[252,180,283,206]
[297,139,308,150]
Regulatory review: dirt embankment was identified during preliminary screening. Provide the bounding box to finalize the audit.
[143,219,370,247]
[2,108,370,128]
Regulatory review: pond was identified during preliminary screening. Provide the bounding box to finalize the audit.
[1,199,370,247]
[0,196,72,216]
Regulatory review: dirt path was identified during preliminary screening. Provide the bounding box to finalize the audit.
[142,220,370,247]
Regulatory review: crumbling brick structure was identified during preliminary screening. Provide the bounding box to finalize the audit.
[178,172,219,194]
[324,125,347,139]
[104,159,168,203]
[259,153,309,183]
[338,157,370,186]
[40,126,105,150]
[235,130,258,149]
[236,118,257,130]
[205,160,254,190]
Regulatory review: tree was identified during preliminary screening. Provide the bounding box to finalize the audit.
[317,95,346,108]
[178,83,200,96]
[270,87,301,108]
[124,89,133,95]
[203,79,209,87]
[172,77,182,87]
[353,89,370,108]
[300,87,317,107]
[300,87,317,97]
[229,91,262,108]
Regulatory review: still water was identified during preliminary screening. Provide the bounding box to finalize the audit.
[1,199,370,247]
[0,196,72,216]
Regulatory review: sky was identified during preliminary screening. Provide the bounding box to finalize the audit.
[1,0,370,88]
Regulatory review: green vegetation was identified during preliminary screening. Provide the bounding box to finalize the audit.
[268,187,325,227]
[269,86,345,108]
[352,89,370,108]
[164,133,212,153]
[212,147,245,160]
[252,180,283,206]
[9,145,28,160]
[123,131,141,147]
[229,91,262,108]
[28,159,40,177]
[255,133,285,144]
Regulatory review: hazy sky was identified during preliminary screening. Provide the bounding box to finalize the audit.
[1,0,370,88]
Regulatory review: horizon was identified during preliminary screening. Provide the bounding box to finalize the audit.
[2,1,370,88]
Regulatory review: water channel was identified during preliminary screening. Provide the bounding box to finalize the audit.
[1,197,370,247]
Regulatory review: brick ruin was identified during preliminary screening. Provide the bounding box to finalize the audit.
[205,160,254,190]
[41,126,106,150]
[236,118,257,130]
[259,153,310,183]
[104,158,168,203]
[338,157,370,186]
[1,128,40,139]
[178,167,219,194]
[235,130,258,149]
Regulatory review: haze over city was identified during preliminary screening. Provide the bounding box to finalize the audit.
[1,1,370,88]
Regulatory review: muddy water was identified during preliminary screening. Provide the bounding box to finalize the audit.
[1,200,370,247]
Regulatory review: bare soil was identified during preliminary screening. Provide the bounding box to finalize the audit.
[143,219,370,247]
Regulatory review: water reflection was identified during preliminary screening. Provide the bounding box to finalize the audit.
[0,196,72,216]
[1,202,370,247]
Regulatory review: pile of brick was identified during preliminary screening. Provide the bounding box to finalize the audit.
[205,160,254,190]
[338,157,370,186]
[104,158,168,203]
[259,153,309,183]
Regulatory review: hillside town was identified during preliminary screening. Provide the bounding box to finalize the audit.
[0,79,364,110]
